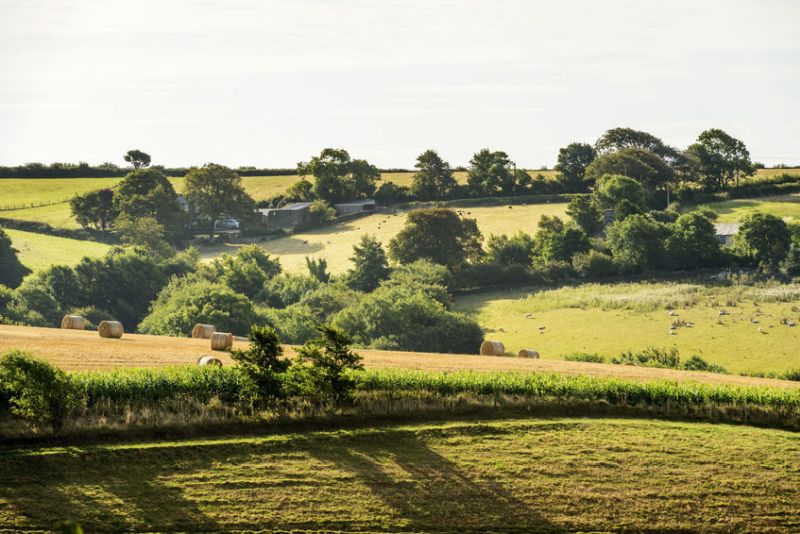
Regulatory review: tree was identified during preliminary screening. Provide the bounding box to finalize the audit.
[288,325,363,404]
[606,214,670,272]
[555,143,596,192]
[584,148,674,193]
[687,129,754,191]
[298,148,379,203]
[566,194,603,235]
[285,179,314,202]
[595,128,678,160]
[0,227,30,288]
[184,163,256,238]
[231,325,289,403]
[593,174,646,211]
[70,189,118,230]
[347,235,390,292]
[114,215,171,256]
[485,232,535,266]
[533,216,590,264]
[123,149,151,169]
[208,245,282,300]
[735,212,791,268]
[664,211,723,270]
[388,208,482,270]
[305,200,336,228]
[305,257,330,283]
[114,168,188,242]
[411,149,457,199]
[467,149,514,195]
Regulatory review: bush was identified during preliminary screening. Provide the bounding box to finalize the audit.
[208,245,281,300]
[0,351,84,431]
[262,273,320,308]
[563,353,606,363]
[681,355,727,374]
[262,304,319,344]
[299,283,362,322]
[231,325,289,403]
[572,250,617,279]
[612,347,680,369]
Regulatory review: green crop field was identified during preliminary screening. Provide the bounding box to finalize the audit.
[0,416,797,532]
[5,229,111,271]
[198,202,569,273]
[454,280,800,374]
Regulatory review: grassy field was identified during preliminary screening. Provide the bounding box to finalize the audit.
[706,193,800,223]
[5,229,111,270]
[0,416,797,532]
[455,280,800,375]
[1,324,797,389]
[198,202,569,273]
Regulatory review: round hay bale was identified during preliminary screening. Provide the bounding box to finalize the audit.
[197,355,223,367]
[517,349,539,359]
[191,323,216,339]
[98,320,123,339]
[210,332,234,351]
[480,340,505,356]
[61,315,85,330]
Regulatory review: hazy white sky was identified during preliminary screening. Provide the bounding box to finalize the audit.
[1,0,798,168]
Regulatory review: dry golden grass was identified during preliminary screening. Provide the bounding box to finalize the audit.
[1,324,796,389]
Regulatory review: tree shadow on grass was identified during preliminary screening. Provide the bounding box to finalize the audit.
[310,430,562,533]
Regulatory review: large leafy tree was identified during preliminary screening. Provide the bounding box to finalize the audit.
[665,211,723,270]
[297,148,379,203]
[593,174,646,211]
[584,148,674,192]
[606,214,671,272]
[347,235,390,292]
[735,212,791,268]
[388,208,482,270]
[114,168,188,242]
[411,149,457,199]
[566,194,603,235]
[485,232,535,266]
[533,216,590,264]
[595,127,679,160]
[184,163,256,237]
[687,129,754,191]
[467,149,515,195]
[123,149,151,169]
[70,188,118,230]
[555,143,596,192]
[0,227,30,288]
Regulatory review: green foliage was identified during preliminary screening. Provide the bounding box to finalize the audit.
[735,212,791,268]
[534,216,590,265]
[299,283,361,322]
[572,250,617,278]
[333,283,484,353]
[305,199,336,228]
[566,194,603,235]
[0,351,84,431]
[209,245,282,299]
[0,227,31,289]
[184,163,256,236]
[263,303,319,344]
[555,142,596,192]
[139,276,258,336]
[485,232,534,267]
[374,181,409,205]
[782,245,800,278]
[563,353,606,363]
[594,174,646,210]
[70,188,117,230]
[287,325,363,404]
[585,148,674,192]
[347,235,390,292]
[285,179,314,202]
[263,273,320,308]
[114,168,188,242]
[681,355,727,374]
[665,211,723,270]
[231,325,289,403]
[687,129,754,191]
[606,214,670,272]
[114,215,171,256]
[411,149,457,199]
[595,128,677,158]
[467,149,515,195]
[380,259,451,305]
[298,148,379,203]
[305,257,330,283]
[388,208,483,270]
[612,347,681,369]
[123,149,151,169]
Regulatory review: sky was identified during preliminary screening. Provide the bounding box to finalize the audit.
[1,0,799,169]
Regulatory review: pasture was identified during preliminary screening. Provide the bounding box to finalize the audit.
[455,280,800,375]
[5,229,111,270]
[0,324,796,389]
[705,193,800,223]
[0,417,797,532]
[198,202,569,273]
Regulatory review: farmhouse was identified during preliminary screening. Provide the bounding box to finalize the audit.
[334,199,376,217]
[258,202,312,228]
[714,222,740,245]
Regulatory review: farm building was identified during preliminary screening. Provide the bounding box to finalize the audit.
[714,223,740,245]
[259,202,312,228]
[334,199,376,217]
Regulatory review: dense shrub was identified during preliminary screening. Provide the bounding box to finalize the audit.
[606,214,671,273]
[262,273,320,308]
[0,227,30,289]
[612,347,680,369]
[299,283,362,322]
[262,304,319,344]
[572,250,617,278]
[207,245,281,300]
[563,353,606,363]
[681,355,727,374]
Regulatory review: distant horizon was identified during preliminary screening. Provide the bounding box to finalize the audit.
[2,0,799,168]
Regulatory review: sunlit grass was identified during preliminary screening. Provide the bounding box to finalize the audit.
[5,229,111,270]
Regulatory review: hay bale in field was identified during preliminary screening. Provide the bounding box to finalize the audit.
[517,349,539,359]
[98,320,123,339]
[61,315,85,330]
[480,340,505,356]
[197,355,223,367]
[210,332,233,351]
[191,323,216,339]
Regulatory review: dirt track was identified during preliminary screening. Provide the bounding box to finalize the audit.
[0,324,796,389]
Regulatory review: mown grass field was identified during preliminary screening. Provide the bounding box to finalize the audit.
[0,417,797,532]
[706,193,800,223]
[198,202,570,273]
[5,229,111,270]
[1,324,796,389]
[455,280,800,375]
